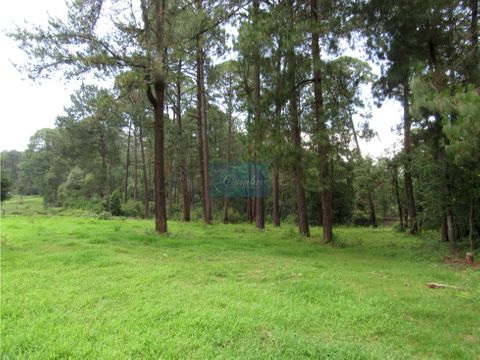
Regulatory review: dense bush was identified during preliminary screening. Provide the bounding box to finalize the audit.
[109,190,122,216]
[121,200,144,218]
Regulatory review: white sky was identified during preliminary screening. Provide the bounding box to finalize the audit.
[0,1,403,157]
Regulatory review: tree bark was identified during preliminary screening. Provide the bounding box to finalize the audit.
[469,198,474,251]
[133,125,139,202]
[98,121,109,197]
[311,0,331,241]
[471,0,478,53]
[390,162,404,230]
[402,81,418,234]
[152,0,167,233]
[167,153,174,213]
[124,119,132,202]
[272,165,280,227]
[287,3,309,236]
[447,209,456,249]
[368,192,377,227]
[252,0,265,230]
[175,61,190,222]
[195,5,212,223]
[223,89,233,224]
[245,162,254,222]
[196,69,206,220]
[138,117,150,217]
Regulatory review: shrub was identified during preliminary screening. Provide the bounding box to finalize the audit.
[122,200,144,218]
[392,221,405,232]
[109,190,122,216]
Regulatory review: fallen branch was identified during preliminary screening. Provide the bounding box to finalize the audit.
[426,283,467,291]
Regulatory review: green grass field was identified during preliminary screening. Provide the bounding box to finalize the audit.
[1,197,479,359]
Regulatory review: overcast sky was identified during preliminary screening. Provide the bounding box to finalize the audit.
[0,1,403,157]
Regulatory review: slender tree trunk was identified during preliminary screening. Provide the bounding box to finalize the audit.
[402,81,418,234]
[138,117,150,217]
[98,123,109,197]
[469,198,474,251]
[251,0,265,230]
[175,61,190,222]
[287,7,309,236]
[311,0,331,241]
[349,112,377,228]
[133,125,139,202]
[391,163,404,230]
[368,192,377,227]
[196,74,206,219]
[245,162,253,222]
[272,165,280,227]
[471,0,478,53]
[124,119,132,202]
[195,11,211,223]
[432,113,449,242]
[223,93,233,224]
[447,209,456,250]
[151,0,167,233]
[167,154,174,213]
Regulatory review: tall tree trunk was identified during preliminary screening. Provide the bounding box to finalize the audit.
[287,5,309,236]
[98,123,109,197]
[272,165,280,227]
[152,0,167,233]
[133,125,139,202]
[447,209,456,250]
[175,61,190,222]
[252,0,265,230]
[390,163,404,231]
[167,154,174,214]
[349,111,377,228]
[402,81,418,234]
[245,162,254,223]
[432,113,449,242]
[138,117,150,217]
[196,74,206,219]
[471,0,478,54]
[195,8,211,223]
[124,119,132,202]
[223,92,233,224]
[469,198,474,252]
[311,0,331,241]
[368,192,377,227]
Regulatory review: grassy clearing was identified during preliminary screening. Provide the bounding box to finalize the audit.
[1,200,479,358]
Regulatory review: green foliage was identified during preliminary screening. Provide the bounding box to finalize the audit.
[1,172,12,202]
[392,221,405,233]
[1,150,22,191]
[121,200,144,218]
[109,190,122,216]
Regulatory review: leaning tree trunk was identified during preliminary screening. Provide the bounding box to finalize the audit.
[402,81,418,234]
[311,0,331,241]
